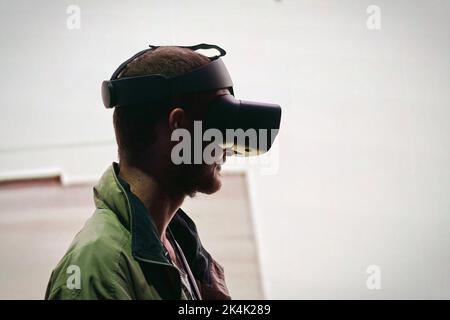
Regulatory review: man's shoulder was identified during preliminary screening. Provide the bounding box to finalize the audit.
[45,208,133,299]
[72,208,130,253]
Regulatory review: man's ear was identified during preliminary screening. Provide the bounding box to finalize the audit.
[168,108,187,131]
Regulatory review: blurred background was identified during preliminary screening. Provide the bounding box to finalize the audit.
[0,0,449,299]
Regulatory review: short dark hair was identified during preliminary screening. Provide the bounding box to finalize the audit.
[112,47,210,165]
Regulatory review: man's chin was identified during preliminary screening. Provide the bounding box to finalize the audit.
[199,179,222,195]
[187,168,222,197]
[189,177,222,197]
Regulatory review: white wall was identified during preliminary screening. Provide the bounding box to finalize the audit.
[0,0,449,299]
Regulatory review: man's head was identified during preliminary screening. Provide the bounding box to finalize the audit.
[113,46,228,197]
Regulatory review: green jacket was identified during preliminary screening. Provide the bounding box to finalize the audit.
[45,163,230,300]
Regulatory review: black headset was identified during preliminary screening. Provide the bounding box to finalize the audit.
[101,43,281,156]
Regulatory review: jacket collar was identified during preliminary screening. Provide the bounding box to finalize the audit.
[93,163,169,263]
[94,163,182,299]
[93,163,230,299]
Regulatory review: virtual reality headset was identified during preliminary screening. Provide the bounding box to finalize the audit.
[101,43,281,156]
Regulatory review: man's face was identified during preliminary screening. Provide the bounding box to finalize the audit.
[171,88,230,197]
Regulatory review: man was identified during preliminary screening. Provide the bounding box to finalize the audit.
[45,46,232,300]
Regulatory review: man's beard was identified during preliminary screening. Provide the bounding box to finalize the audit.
[176,163,222,197]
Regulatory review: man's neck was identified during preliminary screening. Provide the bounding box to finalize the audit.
[118,163,185,241]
